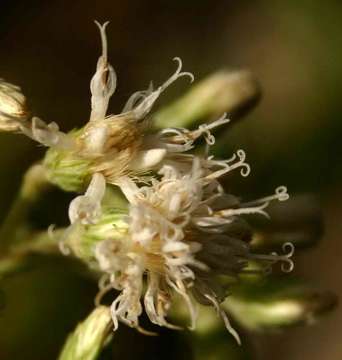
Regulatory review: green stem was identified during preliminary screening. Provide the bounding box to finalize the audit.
[0,228,61,280]
[0,163,51,252]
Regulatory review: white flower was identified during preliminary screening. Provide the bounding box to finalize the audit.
[15,22,199,186]
[4,19,295,343]
[92,155,293,343]
[9,21,236,210]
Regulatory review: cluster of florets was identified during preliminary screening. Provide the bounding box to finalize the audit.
[0,22,294,343]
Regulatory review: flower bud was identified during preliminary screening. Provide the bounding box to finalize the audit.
[154,70,261,129]
[58,306,112,360]
[224,278,337,332]
[0,79,28,131]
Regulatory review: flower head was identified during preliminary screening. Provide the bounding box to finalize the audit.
[0,79,28,131]
[13,22,198,194]
[64,150,293,343]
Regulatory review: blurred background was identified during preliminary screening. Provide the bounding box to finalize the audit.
[0,0,341,359]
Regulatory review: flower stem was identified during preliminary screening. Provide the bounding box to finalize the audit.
[0,228,61,280]
[0,163,51,252]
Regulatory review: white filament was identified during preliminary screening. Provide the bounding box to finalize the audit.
[90,21,117,122]
[132,57,194,120]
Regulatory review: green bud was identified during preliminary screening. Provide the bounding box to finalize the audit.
[154,70,261,129]
[58,306,112,360]
[224,277,337,332]
[0,79,28,132]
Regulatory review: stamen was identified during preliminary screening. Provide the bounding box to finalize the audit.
[205,149,251,180]
[248,242,295,273]
[94,21,109,62]
[90,21,117,121]
[133,57,194,120]
[242,186,289,208]
[194,113,230,146]
[160,114,230,153]
[159,127,194,152]
[122,82,154,113]
[216,202,270,219]
[227,150,251,177]
[280,242,295,272]
[159,57,194,92]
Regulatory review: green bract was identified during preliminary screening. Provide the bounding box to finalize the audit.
[65,209,128,264]
[44,147,93,192]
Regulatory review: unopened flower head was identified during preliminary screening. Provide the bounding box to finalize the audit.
[0,79,28,131]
